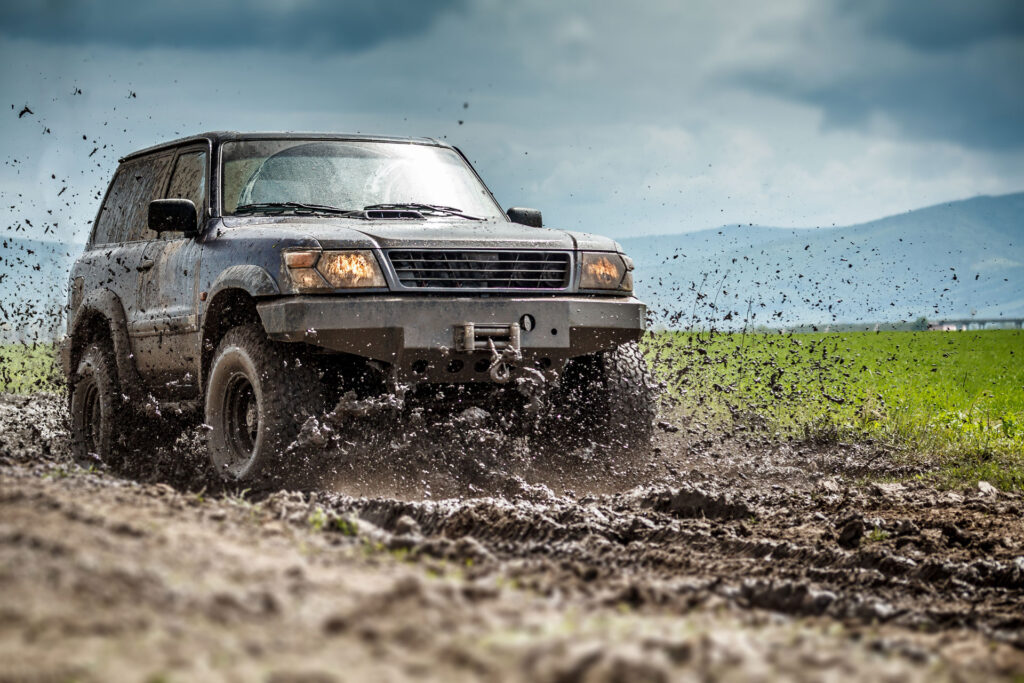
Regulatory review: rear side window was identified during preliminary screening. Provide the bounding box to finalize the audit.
[167,151,208,209]
[92,154,172,245]
[150,150,208,240]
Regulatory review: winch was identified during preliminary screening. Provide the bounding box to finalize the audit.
[454,322,523,383]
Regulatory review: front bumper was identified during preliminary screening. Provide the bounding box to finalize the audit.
[257,294,646,383]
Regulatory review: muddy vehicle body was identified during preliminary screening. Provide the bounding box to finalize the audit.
[63,132,656,481]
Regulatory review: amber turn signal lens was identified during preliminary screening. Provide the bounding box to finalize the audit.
[289,267,329,291]
[284,250,319,269]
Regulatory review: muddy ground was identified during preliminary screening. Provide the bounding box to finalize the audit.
[2,392,1023,682]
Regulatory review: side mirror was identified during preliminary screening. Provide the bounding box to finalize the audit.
[149,199,198,237]
[506,207,543,228]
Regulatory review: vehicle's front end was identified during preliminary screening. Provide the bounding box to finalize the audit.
[212,135,646,387]
[258,237,645,386]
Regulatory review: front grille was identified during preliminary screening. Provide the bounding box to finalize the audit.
[387,250,571,290]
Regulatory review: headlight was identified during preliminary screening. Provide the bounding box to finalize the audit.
[580,252,633,292]
[318,251,387,288]
[284,249,387,292]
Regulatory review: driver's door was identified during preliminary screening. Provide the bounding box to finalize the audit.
[132,146,209,397]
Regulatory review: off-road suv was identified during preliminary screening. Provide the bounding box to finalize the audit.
[62,132,656,482]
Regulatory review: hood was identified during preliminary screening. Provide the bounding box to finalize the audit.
[220,216,623,252]
[565,230,622,253]
[222,215,577,250]
[346,218,579,250]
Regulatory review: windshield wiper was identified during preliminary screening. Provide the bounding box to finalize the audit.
[362,203,482,220]
[234,202,360,216]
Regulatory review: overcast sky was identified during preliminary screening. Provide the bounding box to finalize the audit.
[1,0,1022,242]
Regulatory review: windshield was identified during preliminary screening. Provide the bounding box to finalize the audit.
[221,139,505,219]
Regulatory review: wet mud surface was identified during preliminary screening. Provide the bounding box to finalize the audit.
[2,392,1024,681]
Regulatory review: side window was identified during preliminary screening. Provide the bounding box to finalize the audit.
[93,166,132,245]
[158,150,208,240]
[123,154,173,242]
[93,154,173,245]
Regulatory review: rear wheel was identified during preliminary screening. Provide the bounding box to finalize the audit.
[537,342,658,451]
[204,325,323,483]
[69,342,124,466]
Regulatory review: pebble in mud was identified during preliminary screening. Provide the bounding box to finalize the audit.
[977,480,998,497]
[394,515,421,536]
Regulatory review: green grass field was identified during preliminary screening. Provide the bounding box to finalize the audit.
[3,331,1022,489]
[647,329,1024,490]
[0,343,63,394]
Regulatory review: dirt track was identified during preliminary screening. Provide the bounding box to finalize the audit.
[2,392,1024,681]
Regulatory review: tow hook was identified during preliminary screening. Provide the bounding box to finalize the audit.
[487,337,522,384]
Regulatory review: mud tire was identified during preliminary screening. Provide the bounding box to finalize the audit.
[538,342,658,451]
[69,342,127,466]
[205,324,323,484]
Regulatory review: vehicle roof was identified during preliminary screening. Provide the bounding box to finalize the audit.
[119,131,449,162]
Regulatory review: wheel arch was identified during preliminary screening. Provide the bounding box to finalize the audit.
[208,265,280,300]
[67,289,141,395]
[200,288,262,392]
[200,267,281,392]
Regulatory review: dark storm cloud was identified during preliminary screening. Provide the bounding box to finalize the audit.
[0,0,466,52]
[735,0,1024,151]
[842,0,1024,51]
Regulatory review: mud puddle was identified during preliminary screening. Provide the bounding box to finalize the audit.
[2,392,1023,681]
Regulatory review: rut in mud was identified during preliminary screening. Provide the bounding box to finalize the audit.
[2,392,1023,680]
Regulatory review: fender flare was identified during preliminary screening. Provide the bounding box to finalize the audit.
[202,264,281,340]
[68,289,142,395]
[199,266,281,390]
[206,265,280,302]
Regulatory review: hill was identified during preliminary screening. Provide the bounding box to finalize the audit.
[620,192,1024,328]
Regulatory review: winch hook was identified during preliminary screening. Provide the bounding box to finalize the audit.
[487,338,520,384]
[489,361,512,383]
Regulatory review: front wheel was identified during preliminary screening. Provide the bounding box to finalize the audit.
[204,325,323,483]
[69,342,125,465]
[537,342,658,452]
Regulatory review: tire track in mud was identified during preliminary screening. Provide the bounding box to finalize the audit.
[299,481,1024,648]
[3,392,1024,655]
[7,473,1022,682]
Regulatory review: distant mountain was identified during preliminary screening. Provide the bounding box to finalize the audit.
[620,192,1024,328]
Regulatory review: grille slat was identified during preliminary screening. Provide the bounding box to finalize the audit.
[388,250,571,290]
[391,259,562,265]
[394,275,558,281]
[393,267,562,273]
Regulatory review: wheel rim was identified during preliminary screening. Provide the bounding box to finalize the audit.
[80,380,101,454]
[222,372,260,475]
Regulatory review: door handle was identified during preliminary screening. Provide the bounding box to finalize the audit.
[138,258,155,272]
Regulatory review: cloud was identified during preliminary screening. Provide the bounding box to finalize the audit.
[1,1,1023,245]
[841,0,1024,51]
[0,0,467,52]
[730,1,1024,150]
